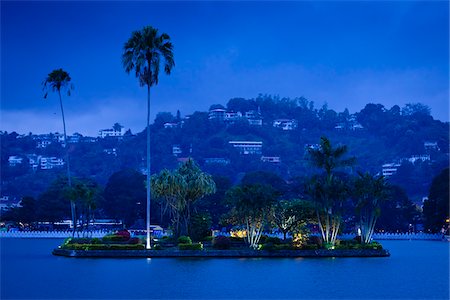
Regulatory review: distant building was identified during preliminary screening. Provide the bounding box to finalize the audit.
[245,111,263,126]
[273,119,298,130]
[204,158,231,165]
[26,154,41,171]
[406,155,430,164]
[103,148,117,156]
[99,127,123,138]
[40,157,64,170]
[208,108,226,121]
[304,144,320,151]
[164,122,179,129]
[8,156,23,167]
[36,139,52,148]
[225,111,243,122]
[229,141,263,155]
[0,196,21,211]
[261,156,281,163]
[424,141,439,151]
[382,163,401,177]
[172,145,182,157]
[68,133,83,143]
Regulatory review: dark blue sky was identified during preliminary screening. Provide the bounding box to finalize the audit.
[1,1,448,136]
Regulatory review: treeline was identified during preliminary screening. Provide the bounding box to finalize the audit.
[3,137,448,234]
[1,96,449,204]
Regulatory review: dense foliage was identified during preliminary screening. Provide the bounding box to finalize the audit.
[1,97,448,234]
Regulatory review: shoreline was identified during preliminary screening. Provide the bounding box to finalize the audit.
[52,248,390,258]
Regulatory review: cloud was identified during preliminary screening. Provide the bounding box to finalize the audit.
[2,60,448,137]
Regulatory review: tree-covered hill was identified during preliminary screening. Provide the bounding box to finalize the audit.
[1,95,448,204]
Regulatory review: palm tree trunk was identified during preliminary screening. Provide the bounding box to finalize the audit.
[58,90,75,238]
[146,84,152,249]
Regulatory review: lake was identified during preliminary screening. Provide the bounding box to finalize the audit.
[1,238,449,299]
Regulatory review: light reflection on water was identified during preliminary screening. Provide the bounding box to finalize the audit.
[1,238,449,299]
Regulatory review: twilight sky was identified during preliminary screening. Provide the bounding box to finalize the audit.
[1,1,448,136]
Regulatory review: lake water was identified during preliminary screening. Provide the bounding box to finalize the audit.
[1,238,449,299]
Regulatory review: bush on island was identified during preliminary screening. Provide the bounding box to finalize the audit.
[301,244,319,250]
[179,242,203,250]
[178,236,192,245]
[102,234,129,243]
[307,236,323,247]
[152,244,163,250]
[91,238,101,244]
[212,235,231,250]
[62,243,145,250]
[128,237,142,245]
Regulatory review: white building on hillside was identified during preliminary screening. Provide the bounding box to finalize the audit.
[261,156,281,163]
[229,141,262,155]
[8,156,23,167]
[273,119,298,130]
[382,163,401,177]
[40,157,64,170]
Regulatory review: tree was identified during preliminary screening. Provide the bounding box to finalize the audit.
[306,137,355,246]
[271,199,315,240]
[42,69,75,236]
[352,172,389,243]
[122,26,175,249]
[151,159,216,237]
[226,184,278,249]
[306,174,349,246]
[423,168,449,232]
[103,169,146,227]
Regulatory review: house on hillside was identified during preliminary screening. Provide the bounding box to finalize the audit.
[8,156,23,167]
[40,157,64,170]
[424,141,440,151]
[261,156,281,163]
[229,141,263,155]
[382,163,401,177]
[208,108,226,121]
[273,119,298,130]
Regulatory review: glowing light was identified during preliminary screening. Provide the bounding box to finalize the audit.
[230,230,247,238]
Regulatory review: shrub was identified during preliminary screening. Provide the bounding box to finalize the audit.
[266,237,282,245]
[63,243,145,250]
[212,236,231,250]
[91,238,101,244]
[152,244,163,250]
[258,235,268,244]
[179,242,203,250]
[274,244,294,251]
[102,234,129,243]
[307,236,323,247]
[260,242,274,251]
[178,236,192,245]
[115,230,131,240]
[128,237,142,245]
[69,238,91,244]
[302,244,319,250]
[202,236,214,242]
[62,238,72,246]
[229,236,245,243]
[353,235,362,243]
[364,242,382,250]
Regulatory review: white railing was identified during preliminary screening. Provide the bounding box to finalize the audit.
[0,230,112,238]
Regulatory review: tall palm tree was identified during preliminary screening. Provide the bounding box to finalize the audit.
[42,68,76,236]
[122,26,174,249]
[307,136,355,246]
